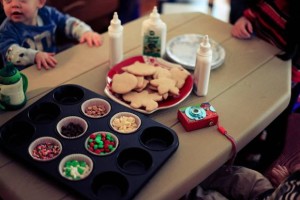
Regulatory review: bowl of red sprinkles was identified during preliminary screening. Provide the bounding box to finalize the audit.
[28,136,62,161]
[85,132,119,156]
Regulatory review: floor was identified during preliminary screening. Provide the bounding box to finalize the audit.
[140,0,230,23]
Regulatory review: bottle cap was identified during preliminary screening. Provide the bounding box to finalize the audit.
[0,62,21,84]
[108,12,123,32]
[149,6,160,22]
[199,35,211,53]
[0,62,17,77]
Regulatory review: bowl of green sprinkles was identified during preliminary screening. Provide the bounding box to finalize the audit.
[58,154,93,181]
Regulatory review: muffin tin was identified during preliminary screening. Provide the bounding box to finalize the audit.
[0,84,179,200]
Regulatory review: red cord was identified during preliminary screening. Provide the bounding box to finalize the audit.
[217,122,237,167]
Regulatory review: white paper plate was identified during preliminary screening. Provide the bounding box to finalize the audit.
[166,34,225,70]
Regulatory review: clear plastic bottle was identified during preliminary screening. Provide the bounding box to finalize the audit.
[141,6,167,57]
[108,12,123,68]
[193,35,213,96]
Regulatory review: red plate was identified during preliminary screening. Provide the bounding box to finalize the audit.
[104,56,193,114]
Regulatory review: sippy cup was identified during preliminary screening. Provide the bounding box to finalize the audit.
[0,62,28,111]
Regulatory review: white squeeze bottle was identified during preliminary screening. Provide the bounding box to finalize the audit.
[193,35,213,96]
[108,12,123,68]
[141,6,167,57]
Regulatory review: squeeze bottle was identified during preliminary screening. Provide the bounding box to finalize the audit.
[193,35,213,96]
[141,6,167,57]
[108,12,123,68]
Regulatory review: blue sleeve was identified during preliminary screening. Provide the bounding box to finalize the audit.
[40,6,69,34]
[0,20,21,61]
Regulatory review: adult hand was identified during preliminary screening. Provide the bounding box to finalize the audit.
[80,31,103,47]
[35,52,57,70]
[231,16,253,39]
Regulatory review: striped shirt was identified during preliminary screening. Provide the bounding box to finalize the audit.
[263,171,300,199]
[243,0,290,51]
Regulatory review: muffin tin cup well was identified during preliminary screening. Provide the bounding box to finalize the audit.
[140,126,175,151]
[117,148,152,175]
[53,85,84,105]
[0,120,35,146]
[28,102,61,124]
[0,84,179,200]
[91,171,129,200]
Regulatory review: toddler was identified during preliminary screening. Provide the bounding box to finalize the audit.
[185,164,300,200]
[0,0,103,70]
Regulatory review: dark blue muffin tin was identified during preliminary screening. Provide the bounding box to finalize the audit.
[0,84,179,200]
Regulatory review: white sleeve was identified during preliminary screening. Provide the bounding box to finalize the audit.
[6,44,38,66]
[65,17,93,40]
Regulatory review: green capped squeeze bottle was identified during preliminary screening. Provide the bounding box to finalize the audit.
[141,6,167,57]
[0,62,28,110]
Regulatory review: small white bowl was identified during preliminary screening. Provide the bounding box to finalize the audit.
[56,116,88,139]
[81,98,111,118]
[85,132,119,156]
[28,136,62,162]
[110,112,141,134]
[58,153,93,181]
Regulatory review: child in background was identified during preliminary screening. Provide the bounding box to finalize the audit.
[231,0,300,83]
[0,0,103,70]
[186,164,300,200]
[230,0,300,172]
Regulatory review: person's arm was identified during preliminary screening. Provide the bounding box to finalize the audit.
[268,170,300,199]
[48,6,102,47]
[5,44,57,70]
[269,165,290,187]
[5,44,38,66]
[229,0,256,24]
[65,17,93,40]
[231,0,259,39]
[65,17,103,47]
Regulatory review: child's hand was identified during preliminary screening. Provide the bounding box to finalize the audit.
[269,165,290,187]
[35,52,57,70]
[231,16,253,39]
[80,31,103,47]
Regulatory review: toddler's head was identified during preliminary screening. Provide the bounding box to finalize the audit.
[1,0,46,25]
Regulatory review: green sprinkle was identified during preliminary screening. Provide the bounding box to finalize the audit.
[79,161,86,167]
[71,160,79,167]
[77,167,84,175]
[65,161,72,167]
[95,137,101,144]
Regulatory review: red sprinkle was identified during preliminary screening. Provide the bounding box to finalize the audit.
[32,142,61,160]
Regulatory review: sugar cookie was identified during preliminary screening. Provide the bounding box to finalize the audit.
[122,61,157,76]
[111,72,138,94]
[150,77,180,95]
[122,90,163,112]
